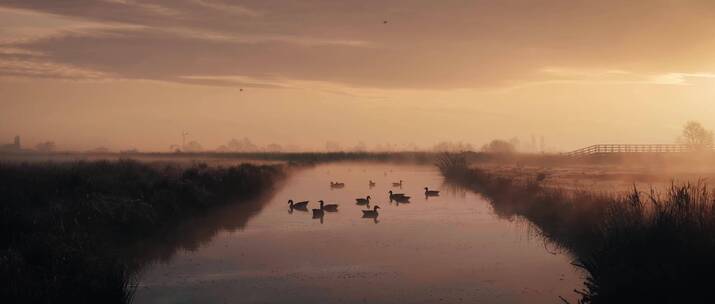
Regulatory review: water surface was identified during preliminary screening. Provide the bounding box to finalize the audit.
[133,163,582,303]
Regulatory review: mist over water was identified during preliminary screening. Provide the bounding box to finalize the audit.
[133,162,582,303]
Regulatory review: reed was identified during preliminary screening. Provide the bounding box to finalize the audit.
[440,155,715,303]
[0,159,284,303]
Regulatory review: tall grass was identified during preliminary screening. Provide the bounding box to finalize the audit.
[438,153,715,303]
[0,159,284,303]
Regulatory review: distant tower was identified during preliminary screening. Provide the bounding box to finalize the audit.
[13,135,20,150]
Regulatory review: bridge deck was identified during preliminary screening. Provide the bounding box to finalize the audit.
[565,144,705,157]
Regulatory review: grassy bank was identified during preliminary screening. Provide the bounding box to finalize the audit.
[438,153,715,303]
[0,159,285,303]
[0,151,441,166]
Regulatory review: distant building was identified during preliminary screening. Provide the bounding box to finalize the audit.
[0,135,21,152]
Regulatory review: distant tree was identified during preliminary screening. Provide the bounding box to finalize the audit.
[404,142,420,151]
[352,141,367,152]
[35,141,56,152]
[679,121,714,150]
[481,139,516,154]
[325,140,342,152]
[265,143,283,152]
[226,138,259,152]
[375,143,396,152]
[183,141,203,152]
[87,146,109,153]
[508,137,520,151]
[432,141,474,152]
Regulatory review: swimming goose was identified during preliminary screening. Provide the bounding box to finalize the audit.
[288,199,309,209]
[318,200,339,212]
[424,187,440,196]
[356,195,371,205]
[392,180,403,187]
[369,180,376,187]
[362,205,380,218]
[330,182,345,188]
[393,194,411,202]
[389,190,407,199]
[312,202,325,217]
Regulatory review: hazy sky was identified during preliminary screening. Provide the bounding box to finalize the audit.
[2,0,715,151]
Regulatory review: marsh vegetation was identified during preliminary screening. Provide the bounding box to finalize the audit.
[438,153,715,303]
[0,159,284,303]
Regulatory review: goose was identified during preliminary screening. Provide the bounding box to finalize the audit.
[389,190,407,200]
[362,205,380,218]
[330,182,345,188]
[318,200,339,212]
[369,180,376,187]
[392,180,403,187]
[424,187,440,196]
[356,195,371,205]
[288,199,309,209]
[312,201,325,217]
[393,194,411,202]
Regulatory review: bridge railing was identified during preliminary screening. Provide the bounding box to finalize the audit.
[565,144,701,157]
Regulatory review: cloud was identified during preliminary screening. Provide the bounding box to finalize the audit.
[102,0,182,17]
[650,73,715,85]
[0,57,109,79]
[1,1,715,89]
[188,0,262,17]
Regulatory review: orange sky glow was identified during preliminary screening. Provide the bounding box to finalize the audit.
[1,1,715,152]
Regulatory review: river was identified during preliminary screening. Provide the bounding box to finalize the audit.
[132,162,582,303]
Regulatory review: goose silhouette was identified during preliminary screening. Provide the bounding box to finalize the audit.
[424,187,440,196]
[312,202,325,217]
[389,190,407,200]
[362,205,380,218]
[393,195,410,202]
[318,200,338,212]
[288,199,309,210]
[356,196,371,205]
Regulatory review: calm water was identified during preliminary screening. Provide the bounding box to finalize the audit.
[133,163,583,303]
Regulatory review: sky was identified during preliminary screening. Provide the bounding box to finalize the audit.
[1,0,715,152]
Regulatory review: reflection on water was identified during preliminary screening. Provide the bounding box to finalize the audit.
[133,163,582,304]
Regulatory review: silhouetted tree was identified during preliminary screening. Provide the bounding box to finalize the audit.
[679,121,714,150]
[265,143,283,152]
[481,139,516,154]
[226,138,259,152]
[325,140,342,152]
[183,140,203,152]
[352,141,367,152]
[35,141,56,152]
[87,147,109,153]
[432,141,474,152]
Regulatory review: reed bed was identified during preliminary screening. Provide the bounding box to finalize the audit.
[0,159,284,303]
[438,153,715,303]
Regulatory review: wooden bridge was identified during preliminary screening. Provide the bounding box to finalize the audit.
[565,144,698,157]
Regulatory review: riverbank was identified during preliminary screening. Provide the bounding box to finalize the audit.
[438,153,715,303]
[0,159,285,303]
